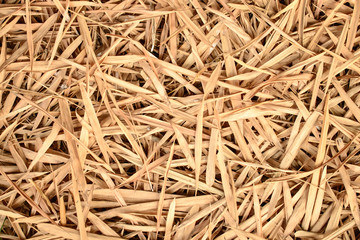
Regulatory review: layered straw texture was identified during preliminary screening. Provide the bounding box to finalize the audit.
[1,0,360,239]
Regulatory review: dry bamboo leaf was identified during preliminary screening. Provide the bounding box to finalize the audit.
[37,223,124,240]
[88,212,119,237]
[323,220,356,240]
[303,95,330,230]
[194,100,204,192]
[332,80,360,122]
[206,128,218,186]
[1,1,360,239]
[48,4,68,66]
[156,143,174,232]
[0,166,55,225]
[171,121,195,169]
[28,123,61,171]
[284,192,307,236]
[338,161,360,229]
[0,17,21,39]
[79,84,113,164]
[59,195,66,225]
[25,0,34,70]
[346,1,360,49]
[280,111,320,169]
[231,228,267,240]
[0,14,58,72]
[173,204,199,240]
[71,167,88,240]
[253,185,263,237]
[176,198,226,231]
[217,143,237,222]
[59,99,86,190]
[164,198,176,240]
[0,206,24,219]
[310,166,327,228]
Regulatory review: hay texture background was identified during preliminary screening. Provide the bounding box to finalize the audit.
[1,0,360,239]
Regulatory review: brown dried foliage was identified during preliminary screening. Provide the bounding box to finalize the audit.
[1,0,360,239]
